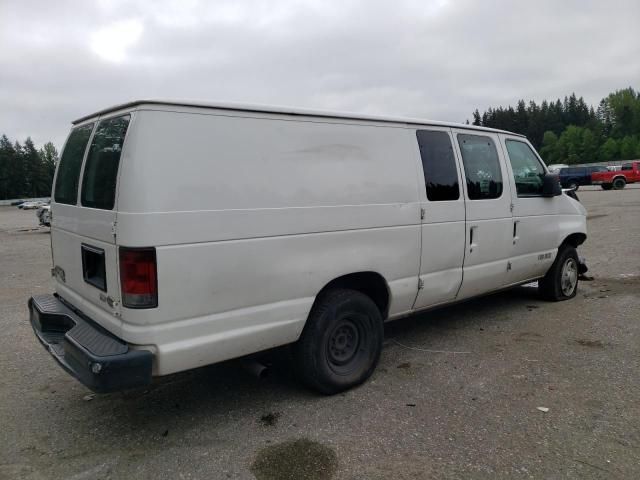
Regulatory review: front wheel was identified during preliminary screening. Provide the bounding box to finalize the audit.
[293,289,383,394]
[568,182,579,191]
[538,245,579,301]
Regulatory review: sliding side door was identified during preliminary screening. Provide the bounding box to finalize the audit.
[413,128,466,309]
[453,130,514,299]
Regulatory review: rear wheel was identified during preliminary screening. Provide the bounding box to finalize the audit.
[568,181,579,191]
[293,289,383,394]
[613,177,626,190]
[539,245,579,301]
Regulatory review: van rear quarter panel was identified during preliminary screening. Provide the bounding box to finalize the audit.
[116,109,422,374]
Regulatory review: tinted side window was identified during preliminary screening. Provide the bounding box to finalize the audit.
[622,164,632,170]
[81,115,130,210]
[54,124,94,204]
[416,130,459,201]
[457,134,503,200]
[505,140,545,196]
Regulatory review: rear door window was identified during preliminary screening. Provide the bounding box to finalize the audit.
[54,123,94,204]
[416,130,460,201]
[457,134,503,200]
[81,115,131,210]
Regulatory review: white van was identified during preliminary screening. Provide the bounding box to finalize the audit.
[29,100,587,394]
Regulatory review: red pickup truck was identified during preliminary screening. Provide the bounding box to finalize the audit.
[591,161,640,190]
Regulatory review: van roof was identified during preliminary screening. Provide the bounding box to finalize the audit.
[72,99,525,136]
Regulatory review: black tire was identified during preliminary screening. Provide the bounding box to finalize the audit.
[602,184,612,190]
[538,245,579,301]
[568,181,579,191]
[293,289,383,394]
[613,177,626,190]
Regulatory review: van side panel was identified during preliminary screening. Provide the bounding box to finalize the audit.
[116,109,422,375]
[125,226,419,374]
[118,110,419,212]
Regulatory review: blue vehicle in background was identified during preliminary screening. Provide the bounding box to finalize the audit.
[558,165,608,190]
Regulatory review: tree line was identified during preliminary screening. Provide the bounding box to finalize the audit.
[0,136,58,200]
[470,87,640,165]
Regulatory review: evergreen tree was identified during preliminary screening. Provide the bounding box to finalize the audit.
[0,135,15,199]
[607,88,640,138]
[10,141,27,198]
[472,109,481,126]
[23,137,46,197]
[39,142,58,194]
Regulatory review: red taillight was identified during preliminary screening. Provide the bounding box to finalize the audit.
[119,247,157,308]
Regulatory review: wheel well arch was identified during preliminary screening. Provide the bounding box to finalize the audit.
[561,232,587,248]
[612,175,626,182]
[314,271,390,319]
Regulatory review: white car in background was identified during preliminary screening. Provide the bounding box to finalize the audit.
[19,201,42,210]
[547,163,568,173]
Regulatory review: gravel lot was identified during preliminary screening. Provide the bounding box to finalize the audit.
[1,187,639,480]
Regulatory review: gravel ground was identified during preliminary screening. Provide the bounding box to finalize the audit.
[1,186,639,480]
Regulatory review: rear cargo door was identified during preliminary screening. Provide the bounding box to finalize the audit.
[51,114,131,326]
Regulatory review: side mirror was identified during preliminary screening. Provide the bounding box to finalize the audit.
[542,173,562,197]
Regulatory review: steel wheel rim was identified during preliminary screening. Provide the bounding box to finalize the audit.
[327,320,360,366]
[561,258,578,296]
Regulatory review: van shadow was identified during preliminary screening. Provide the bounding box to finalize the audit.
[385,284,541,341]
[59,285,543,446]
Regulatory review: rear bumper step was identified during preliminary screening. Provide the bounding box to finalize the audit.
[28,294,152,393]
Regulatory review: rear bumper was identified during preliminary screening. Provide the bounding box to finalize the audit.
[28,294,152,393]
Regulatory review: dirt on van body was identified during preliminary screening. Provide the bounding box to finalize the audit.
[1,186,639,479]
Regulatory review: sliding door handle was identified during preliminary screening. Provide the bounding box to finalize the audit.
[469,226,478,252]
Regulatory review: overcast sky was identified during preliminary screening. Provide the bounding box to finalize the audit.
[1,0,639,149]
